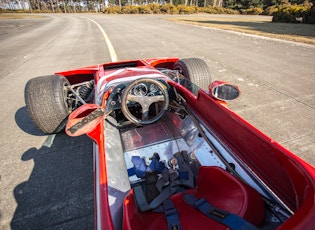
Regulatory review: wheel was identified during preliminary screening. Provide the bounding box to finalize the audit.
[121,78,169,126]
[25,74,72,134]
[173,58,212,90]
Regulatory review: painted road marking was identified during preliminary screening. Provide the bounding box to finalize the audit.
[42,16,119,149]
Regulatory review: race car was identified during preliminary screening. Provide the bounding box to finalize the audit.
[25,57,315,230]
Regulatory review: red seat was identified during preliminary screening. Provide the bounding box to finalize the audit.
[123,166,265,230]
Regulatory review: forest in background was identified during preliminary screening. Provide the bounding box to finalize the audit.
[1,0,314,23]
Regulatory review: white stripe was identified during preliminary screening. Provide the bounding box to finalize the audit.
[42,134,56,147]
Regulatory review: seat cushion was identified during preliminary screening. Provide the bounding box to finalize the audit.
[123,166,265,230]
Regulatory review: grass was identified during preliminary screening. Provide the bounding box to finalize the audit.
[169,15,315,45]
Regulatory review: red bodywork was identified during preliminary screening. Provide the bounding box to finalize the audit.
[57,58,315,230]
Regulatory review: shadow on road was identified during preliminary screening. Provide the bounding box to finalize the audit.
[11,107,94,229]
[15,107,46,136]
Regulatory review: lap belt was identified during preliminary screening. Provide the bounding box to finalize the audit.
[182,193,259,230]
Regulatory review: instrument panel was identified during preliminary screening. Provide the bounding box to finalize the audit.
[132,83,160,96]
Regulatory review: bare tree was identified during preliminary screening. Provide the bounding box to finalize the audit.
[35,0,40,10]
[72,0,76,13]
[27,0,33,12]
[20,0,26,10]
[62,0,67,12]
[49,0,55,12]
[56,0,60,12]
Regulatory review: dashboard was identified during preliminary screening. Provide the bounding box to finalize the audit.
[104,78,170,125]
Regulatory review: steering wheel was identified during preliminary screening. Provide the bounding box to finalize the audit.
[121,78,169,125]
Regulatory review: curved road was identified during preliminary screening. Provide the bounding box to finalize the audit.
[0,14,314,229]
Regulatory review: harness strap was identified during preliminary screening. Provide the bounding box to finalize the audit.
[134,182,180,212]
[183,193,259,230]
[162,199,182,230]
[128,154,167,178]
[174,151,194,188]
[132,152,195,212]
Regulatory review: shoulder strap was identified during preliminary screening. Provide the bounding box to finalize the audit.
[183,193,259,230]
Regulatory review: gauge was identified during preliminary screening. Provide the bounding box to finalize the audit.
[149,83,159,93]
[133,83,148,96]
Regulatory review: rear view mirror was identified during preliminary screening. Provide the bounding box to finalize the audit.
[209,81,240,101]
[66,104,105,136]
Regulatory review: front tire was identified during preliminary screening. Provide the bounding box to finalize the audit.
[25,74,71,134]
[174,58,211,90]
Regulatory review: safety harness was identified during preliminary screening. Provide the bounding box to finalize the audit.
[154,198,182,230]
[129,151,195,212]
[182,193,259,230]
[129,152,259,230]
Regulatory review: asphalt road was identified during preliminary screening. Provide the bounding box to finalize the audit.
[0,14,314,229]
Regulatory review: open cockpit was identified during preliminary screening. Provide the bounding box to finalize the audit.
[103,83,289,229]
[25,57,315,230]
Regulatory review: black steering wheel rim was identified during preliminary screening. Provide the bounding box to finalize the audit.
[121,78,169,125]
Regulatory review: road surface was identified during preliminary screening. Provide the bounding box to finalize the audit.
[0,14,314,229]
